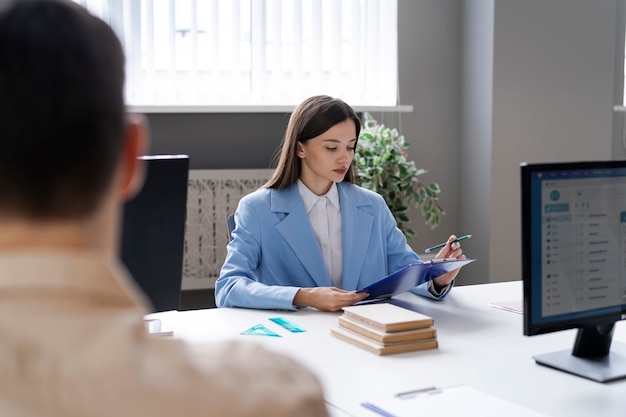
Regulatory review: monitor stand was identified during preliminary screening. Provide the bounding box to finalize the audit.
[144,318,174,336]
[533,324,626,382]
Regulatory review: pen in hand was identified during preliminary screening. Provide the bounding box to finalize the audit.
[424,234,472,253]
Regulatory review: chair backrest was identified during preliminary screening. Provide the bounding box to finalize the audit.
[226,213,236,241]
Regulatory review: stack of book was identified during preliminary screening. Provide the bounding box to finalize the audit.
[330,303,438,355]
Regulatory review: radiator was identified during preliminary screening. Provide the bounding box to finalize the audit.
[182,169,273,290]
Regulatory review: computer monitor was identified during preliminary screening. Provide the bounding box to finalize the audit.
[120,155,189,314]
[521,160,626,382]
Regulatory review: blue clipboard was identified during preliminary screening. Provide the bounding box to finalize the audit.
[357,258,475,301]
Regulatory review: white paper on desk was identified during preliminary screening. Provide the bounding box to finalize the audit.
[362,385,551,417]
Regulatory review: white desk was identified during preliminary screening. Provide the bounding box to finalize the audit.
[151,281,626,417]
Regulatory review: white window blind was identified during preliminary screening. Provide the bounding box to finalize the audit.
[73,0,398,108]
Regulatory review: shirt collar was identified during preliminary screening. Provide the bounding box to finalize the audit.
[0,250,148,312]
[297,180,340,213]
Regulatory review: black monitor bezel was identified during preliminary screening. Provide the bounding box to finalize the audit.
[521,160,626,337]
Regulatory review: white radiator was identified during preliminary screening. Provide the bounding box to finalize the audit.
[182,169,273,290]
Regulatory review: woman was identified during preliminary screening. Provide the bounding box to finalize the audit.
[216,95,465,311]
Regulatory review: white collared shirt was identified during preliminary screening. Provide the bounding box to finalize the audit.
[297,180,343,287]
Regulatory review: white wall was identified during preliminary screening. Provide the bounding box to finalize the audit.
[460,0,619,285]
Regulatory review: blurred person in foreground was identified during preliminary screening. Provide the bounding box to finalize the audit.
[0,1,328,416]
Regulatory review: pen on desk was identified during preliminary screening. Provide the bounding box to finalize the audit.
[361,402,397,417]
[424,234,472,253]
[395,386,441,399]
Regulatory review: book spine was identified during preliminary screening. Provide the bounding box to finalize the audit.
[338,319,437,343]
[341,312,387,331]
[330,328,438,355]
[342,312,433,332]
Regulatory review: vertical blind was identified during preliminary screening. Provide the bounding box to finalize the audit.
[74,0,398,107]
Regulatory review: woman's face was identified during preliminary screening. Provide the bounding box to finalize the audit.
[297,118,357,196]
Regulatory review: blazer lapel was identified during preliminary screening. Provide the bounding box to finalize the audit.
[338,184,374,290]
[271,186,331,287]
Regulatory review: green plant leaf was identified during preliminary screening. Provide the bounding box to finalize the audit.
[353,113,445,238]
[428,182,440,193]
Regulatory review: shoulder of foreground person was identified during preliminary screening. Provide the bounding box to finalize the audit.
[0,311,329,417]
[154,338,331,417]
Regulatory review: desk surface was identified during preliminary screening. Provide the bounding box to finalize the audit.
[151,281,626,417]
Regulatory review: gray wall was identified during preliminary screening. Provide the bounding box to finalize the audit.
[145,113,289,170]
[391,0,462,256]
[459,0,494,285]
[460,0,620,285]
[145,0,623,286]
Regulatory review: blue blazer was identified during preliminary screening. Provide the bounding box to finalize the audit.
[216,182,452,310]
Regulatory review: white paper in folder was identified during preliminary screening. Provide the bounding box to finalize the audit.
[361,385,551,417]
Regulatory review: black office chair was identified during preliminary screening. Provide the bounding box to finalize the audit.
[121,155,189,313]
[226,213,236,241]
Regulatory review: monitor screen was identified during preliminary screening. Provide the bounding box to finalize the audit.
[521,160,626,382]
[121,155,189,313]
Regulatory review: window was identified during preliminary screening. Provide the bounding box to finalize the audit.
[74,0,398,108]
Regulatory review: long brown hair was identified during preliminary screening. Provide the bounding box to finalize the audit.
[264,95,361,189]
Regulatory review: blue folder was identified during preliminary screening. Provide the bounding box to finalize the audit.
[357,258,476,301]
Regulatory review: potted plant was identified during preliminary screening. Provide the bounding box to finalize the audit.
[353,112,444,240]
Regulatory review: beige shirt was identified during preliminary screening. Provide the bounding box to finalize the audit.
[0,251,329,417]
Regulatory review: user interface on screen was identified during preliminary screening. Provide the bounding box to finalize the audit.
[528,166,626,325]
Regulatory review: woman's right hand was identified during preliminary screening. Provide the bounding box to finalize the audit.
[293,287,368,312]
